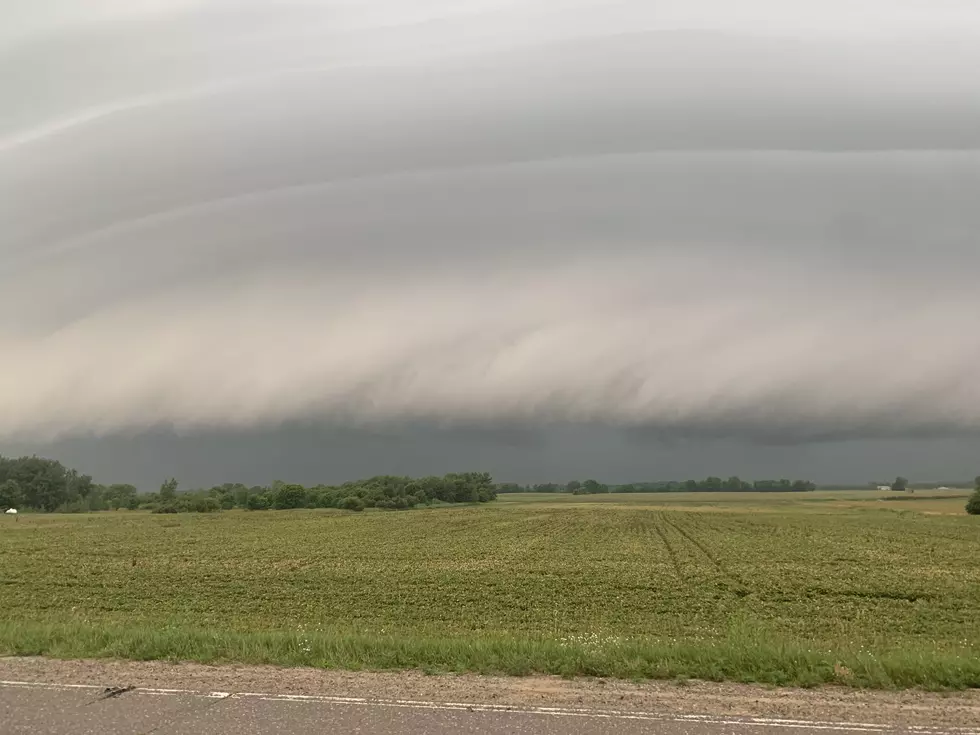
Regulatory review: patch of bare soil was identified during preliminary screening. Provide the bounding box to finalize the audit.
[1,656,978,728]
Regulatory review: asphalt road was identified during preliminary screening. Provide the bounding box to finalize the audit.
[3,679,976,735]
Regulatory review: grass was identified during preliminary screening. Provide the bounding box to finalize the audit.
[0,490,977,688]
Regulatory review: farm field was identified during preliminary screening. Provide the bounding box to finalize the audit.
[1,490,977,688]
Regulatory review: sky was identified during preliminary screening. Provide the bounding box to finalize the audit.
[2,1,980,488]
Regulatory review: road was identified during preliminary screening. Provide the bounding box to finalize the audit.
[5,680,980,735]
[2,659,979,735]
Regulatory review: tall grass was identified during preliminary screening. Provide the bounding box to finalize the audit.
[1,620,977,690]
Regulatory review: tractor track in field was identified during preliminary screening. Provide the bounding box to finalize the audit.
[659,513,752,597]
[649,514,685,582]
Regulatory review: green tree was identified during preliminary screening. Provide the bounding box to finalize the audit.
[233,486,251,508]
[189,496,221,513]
[246,493,270,510]
[582,479,608,494]
[105,483,139,510]
[272,483,308,510]
[2,456,71,511]
[340,496,365,512]
[967,476,980,516]
[0,479,24,509]
[891,476,909,492]
[159,478,178,502]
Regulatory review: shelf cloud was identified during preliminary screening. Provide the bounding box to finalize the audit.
[3,0,980,444]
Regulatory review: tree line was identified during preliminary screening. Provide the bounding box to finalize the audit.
[495,477,817,494]
[0,455,496,513]
[151,472,497,514]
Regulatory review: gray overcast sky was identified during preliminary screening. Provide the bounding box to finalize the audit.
[2,1,979,486]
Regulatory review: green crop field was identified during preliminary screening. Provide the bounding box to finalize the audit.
[1,490,977,688]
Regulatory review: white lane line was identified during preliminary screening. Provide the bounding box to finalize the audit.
[1,679,976,734]
[1,680,103,691]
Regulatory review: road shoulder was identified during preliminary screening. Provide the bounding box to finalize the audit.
[2,656,978,730]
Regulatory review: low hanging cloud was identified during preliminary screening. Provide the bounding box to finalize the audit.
[2,0,980,443]
[3,252,979,442]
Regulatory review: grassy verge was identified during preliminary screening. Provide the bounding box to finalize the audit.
[1,621,977,690]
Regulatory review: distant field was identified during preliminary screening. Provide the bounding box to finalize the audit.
[498,488,974,514]
[1,490,977,688]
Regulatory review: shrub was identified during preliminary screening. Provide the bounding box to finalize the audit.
[340,496,365,512]
[966,491,980,516]
[189,497,221,513]
[272,483,307,510]
[246,494,270,511]
[313,489,339,508]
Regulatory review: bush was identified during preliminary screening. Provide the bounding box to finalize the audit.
[152,503,179,514]
[966,491,980,516]
[271,483,307,510]
[340,496,365,512]
[246,494,270,511]
[312,489,339,508]
[189,497,221,513]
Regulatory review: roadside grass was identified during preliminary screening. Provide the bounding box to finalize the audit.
[2,620,978,690]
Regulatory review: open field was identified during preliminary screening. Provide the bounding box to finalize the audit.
[1,490,977,688]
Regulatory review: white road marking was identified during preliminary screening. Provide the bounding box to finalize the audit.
[1,679,975,734]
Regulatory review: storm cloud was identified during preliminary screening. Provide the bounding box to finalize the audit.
[2,0,980,448]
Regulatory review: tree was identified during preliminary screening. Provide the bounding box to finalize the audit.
[340,496,365,512]
[159,478,178,502]
[0,479,24,509]
[272,483,307,510]
[246,493,270,510]
[189,496,221,513]
[105,483,139,510]
[891,476,909,492]
[233,486,251,508]
[582,479,608,494]
[968,477,980,516]
[68,470,95,501]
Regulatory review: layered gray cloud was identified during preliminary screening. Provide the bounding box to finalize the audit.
[2,0,980,446]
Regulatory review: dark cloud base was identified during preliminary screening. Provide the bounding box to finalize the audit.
[4,422,978,490]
